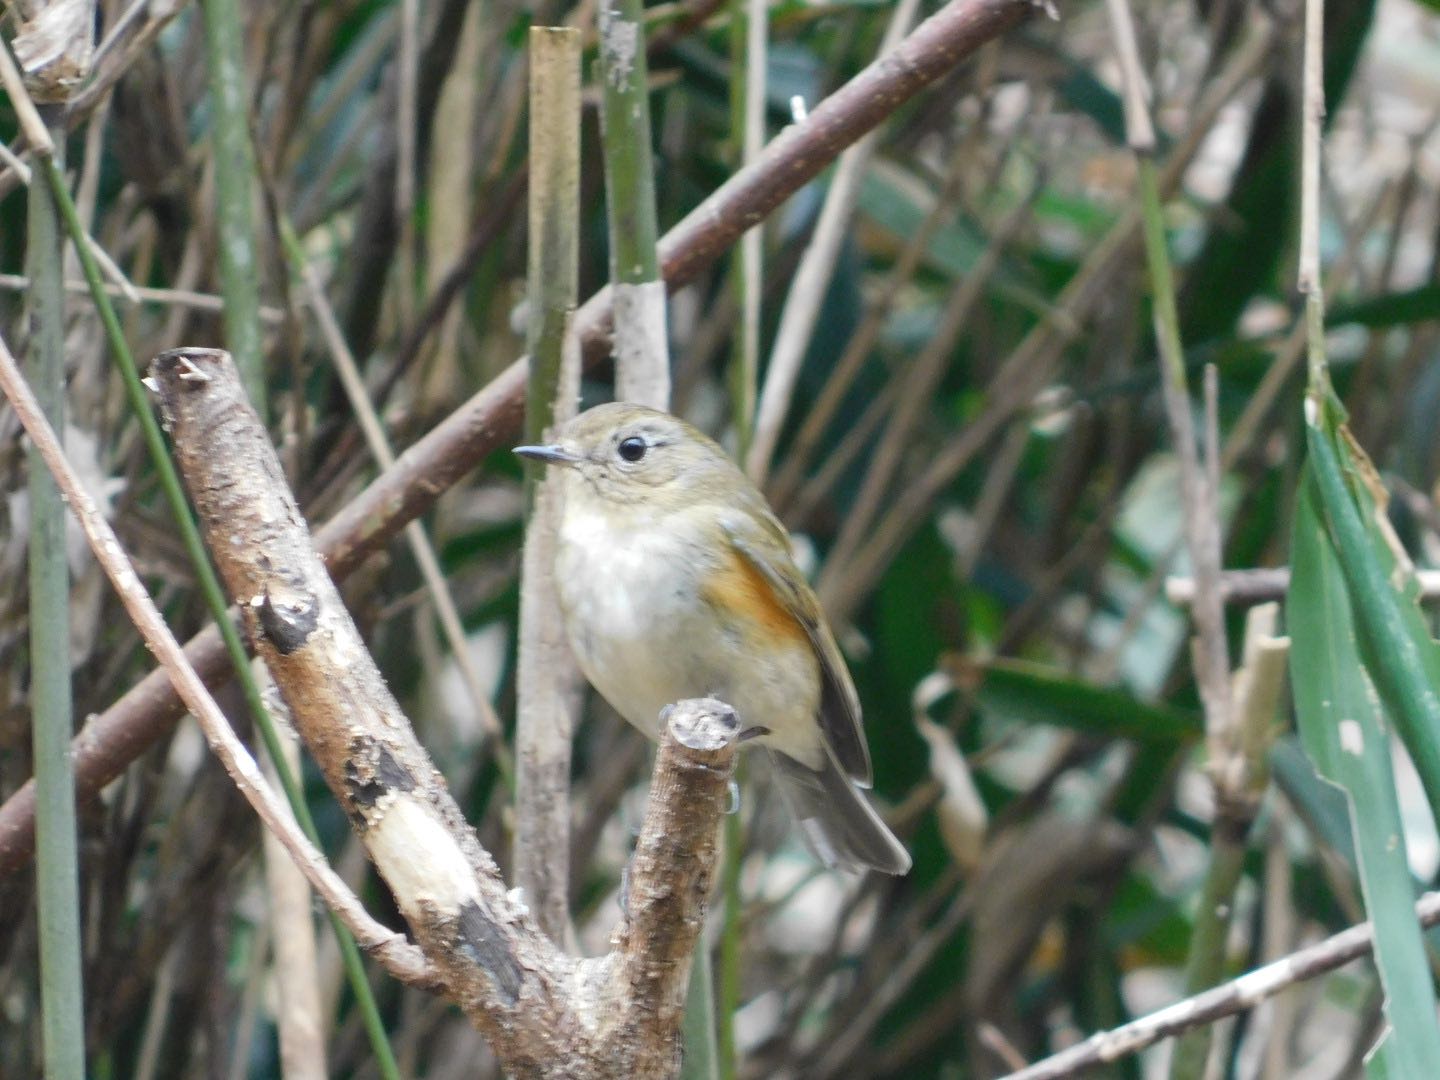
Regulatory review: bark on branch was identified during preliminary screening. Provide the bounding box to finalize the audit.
[148,345,739,1077]
[0,0,1038,875]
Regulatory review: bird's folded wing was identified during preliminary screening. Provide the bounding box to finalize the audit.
[720,512,873,786]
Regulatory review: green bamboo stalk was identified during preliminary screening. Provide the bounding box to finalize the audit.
[34,156,401,1080]
[716,812,743,1079]
[1134,144,1251,1080]
[1100,1,1258,1067]
[597,0,669,408]
[200,0,265,412]
[727,0,762,454]
[681,941,721,1080]
[1169,827,1247,1076]
[1137,155,1246,1078]
[27,102,86,1080]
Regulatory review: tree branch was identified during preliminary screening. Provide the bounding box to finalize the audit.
[147,348,741,1075]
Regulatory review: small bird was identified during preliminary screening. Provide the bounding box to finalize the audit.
[515,402,911,875]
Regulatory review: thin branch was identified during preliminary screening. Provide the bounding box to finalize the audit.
[1297,0,1323,302]
[1167,568,1440,607]
[727,0,766,458]
[719,0,769,1065]
[0,273,287,321]
[745,0,921,484]
[258,701,329,1080]
[1000,890,1440,1080]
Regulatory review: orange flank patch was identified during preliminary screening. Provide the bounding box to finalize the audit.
[703,549,810,647]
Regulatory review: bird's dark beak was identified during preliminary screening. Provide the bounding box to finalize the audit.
[513,444,582,467]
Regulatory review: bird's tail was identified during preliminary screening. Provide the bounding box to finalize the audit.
[768,748,911,875]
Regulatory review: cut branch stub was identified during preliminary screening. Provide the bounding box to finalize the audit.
[597,698,740,1071]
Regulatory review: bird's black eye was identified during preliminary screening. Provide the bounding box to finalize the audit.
[617,436,647,462]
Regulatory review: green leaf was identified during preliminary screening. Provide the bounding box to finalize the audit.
[1328,283,1440,329]
[855,170,1050,317]
[857,168,985,278]
[681,945,720,1080]
[1053,65,1127,147]
[967,658,1201,744]
[1366,1032,1399,1079]
[1304,395,1440,818]
[1288,470,1440,1072]
[1270,736,1356,869]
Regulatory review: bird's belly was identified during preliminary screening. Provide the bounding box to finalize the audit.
[555,509,822,765]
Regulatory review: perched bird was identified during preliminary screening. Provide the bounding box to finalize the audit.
[515,402,911,874]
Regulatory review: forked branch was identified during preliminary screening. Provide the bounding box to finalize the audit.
[150,346,738,1077]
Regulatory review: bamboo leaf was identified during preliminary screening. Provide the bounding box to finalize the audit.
[1288,469,1440,1071]
[1328,283,1440,329]
[1304,393,1440,819]
[962,657,1201,744]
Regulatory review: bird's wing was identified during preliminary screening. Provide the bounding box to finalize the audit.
[720,511,873,786]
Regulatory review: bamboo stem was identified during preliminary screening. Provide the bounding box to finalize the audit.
[200,0,266,409]
[598,0,670,408]
[516,25,584,946]
[25,99,86,1080]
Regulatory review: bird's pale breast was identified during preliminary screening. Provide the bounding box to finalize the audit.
[554,498,825,768]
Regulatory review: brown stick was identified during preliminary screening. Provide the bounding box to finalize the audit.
[148,347,739,1075]
[0,0,1038,877]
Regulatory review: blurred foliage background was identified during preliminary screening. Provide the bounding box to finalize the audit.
[3,0,1440,1076]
